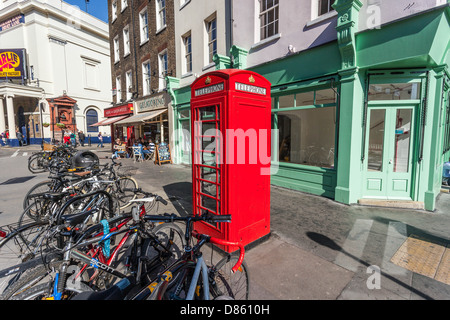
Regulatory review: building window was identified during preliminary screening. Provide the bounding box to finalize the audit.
[183,32,192,74]
[115,76,121,103]
[205,16,217,64]
[86,109,99,133]
[142,61,151,96]
[82,58,99,90]
[318,0,335,16]
[158,50,168,90]
[259,0,279,40]
[123,25,130,56]
[156,0,166,31]
[368,82,421,101]
[126,70,132,100]
[140,8,149,44]
[121,0,127,11]
[111,0,117,21]
[113,36,120,62]
[274,86,337,168]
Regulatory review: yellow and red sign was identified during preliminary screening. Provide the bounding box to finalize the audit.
[0,49,25,78]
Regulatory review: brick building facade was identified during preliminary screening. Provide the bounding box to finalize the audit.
[107,0,175,145]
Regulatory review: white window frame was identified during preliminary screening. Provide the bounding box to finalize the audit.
[126,70,132,100]
[113,36,120,62]
[121,0,127,12]
[111,0,117,22]
[115,76,121,103]
[258,0,279,41]
[310,0,336,22]
[156,0,166,32]
[123,25,130,57]
[205,14,217,65]
[139,8,149,44]
[182,31,192,75]
[158,50,168,91]
[82,56,100,91]
[142,60,151,96]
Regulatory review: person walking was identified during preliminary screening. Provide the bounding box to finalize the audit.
[70,131,76,147]
[97,132,104,148]
[78,130,85,147]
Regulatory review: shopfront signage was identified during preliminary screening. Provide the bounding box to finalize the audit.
[104,103,133,117]
[194,83,224,96]
[0,49,26,79]
[235,82,266,95]
[137,94,166,112]
[0,14,25,32]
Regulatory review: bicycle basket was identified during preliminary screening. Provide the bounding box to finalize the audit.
[117,165,138,177]
[42,142,55,151]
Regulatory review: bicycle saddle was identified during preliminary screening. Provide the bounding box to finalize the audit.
[43,192,69,201]
[60,208,99,227]
[72,276,135,300]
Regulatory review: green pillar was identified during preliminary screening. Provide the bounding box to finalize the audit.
[230,45,248,69]
[213,54,232,70]
[333,0,364,204]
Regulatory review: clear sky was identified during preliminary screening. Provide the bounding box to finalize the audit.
[64,0,109,23]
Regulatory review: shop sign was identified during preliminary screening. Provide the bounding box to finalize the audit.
[137,94,166,112]
[0,49,26,79]
[104,103,133,117]
[235,82,266,95]
[0,14,25,32]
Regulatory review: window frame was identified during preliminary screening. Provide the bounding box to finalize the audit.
[115,75,121,103]
[111,0,118,22]
[182,32,192,75]
[205,15,217,65]
[121,0,127,12]
[113,36,120,63]
[156,0,167,32]
[272,83,339,169]
[86,109,99,133]
[158,50,168,91]
[123,25,130,57]
[125,70,132,100]
[259,0,279,41]
[142,60,151,96]
[139,8,149,44]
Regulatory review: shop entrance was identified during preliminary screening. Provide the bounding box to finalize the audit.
[363,105,416,199]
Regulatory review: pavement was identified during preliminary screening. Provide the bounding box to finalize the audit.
[1,143,450,300]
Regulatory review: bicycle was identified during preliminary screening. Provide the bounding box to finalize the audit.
[73,213,249,300]
[0,190,184,300]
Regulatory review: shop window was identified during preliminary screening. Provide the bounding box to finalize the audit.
[368,82,421,101]
[259,0,279,40]
[274,85,337,168]
[86,109,99,133]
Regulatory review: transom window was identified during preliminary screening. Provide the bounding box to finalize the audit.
[259,0,279,40]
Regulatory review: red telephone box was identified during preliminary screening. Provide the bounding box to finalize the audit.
[190,69,271,252]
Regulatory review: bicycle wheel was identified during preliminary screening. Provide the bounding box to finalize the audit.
[142,223,185,278]
[0,260,92,300]
[116,177,138,209]
[23,180,59,210]
[28,154,46,174]
[209,251,250,300]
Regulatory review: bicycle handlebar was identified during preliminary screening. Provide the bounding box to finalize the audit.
[191,231,245,273]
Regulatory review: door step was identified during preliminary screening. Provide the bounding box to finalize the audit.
[358,199,424,210]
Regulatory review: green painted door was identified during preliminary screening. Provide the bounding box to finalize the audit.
[363,105,416,200]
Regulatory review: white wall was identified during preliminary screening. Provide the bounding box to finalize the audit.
[0,0,112,135]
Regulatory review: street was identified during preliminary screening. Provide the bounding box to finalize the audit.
[0,144,449,300]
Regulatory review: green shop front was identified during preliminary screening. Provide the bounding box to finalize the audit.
[169,2,450,212]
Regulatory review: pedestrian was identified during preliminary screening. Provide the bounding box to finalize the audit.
[78,130,85,147]
[70,131,76,147]
[16,128,24,147]
[97,132,103,148]
[63,133,70,145]
[1,131,6,146]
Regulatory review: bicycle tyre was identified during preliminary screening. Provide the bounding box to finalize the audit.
[23,180,58,210]
[28,153,46,174]
[141,223,186,278]
[0,260,92,300]
[210,251,250,300]
[116,177,138,209]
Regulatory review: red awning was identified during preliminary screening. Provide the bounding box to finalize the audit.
[90,115,129,126]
